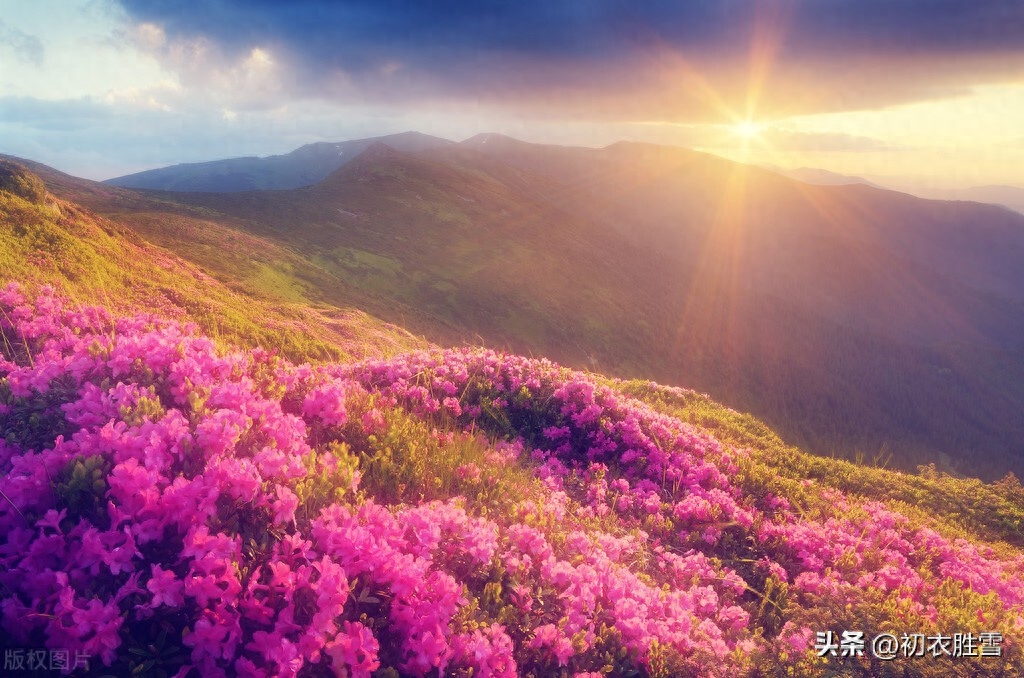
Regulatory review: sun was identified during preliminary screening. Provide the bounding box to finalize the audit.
[732,120,763,139]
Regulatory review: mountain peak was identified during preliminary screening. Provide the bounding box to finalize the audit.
[357,141,406,161]
[460,133,530,148]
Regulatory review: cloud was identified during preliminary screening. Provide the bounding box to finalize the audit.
[627,122,895,155]
[110,1,1024,120]
[0,20,44,66]
[0,95,304,178]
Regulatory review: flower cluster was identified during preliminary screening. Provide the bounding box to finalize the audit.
[2,283,1023,677]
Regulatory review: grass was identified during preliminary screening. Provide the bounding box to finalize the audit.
[0,164,425,364]
[10,148,1024,484]
[615,379,1024,549]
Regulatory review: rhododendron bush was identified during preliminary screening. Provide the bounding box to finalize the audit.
[1,283,1023,677]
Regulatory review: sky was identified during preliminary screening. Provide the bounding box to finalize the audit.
[1,0,1022,188]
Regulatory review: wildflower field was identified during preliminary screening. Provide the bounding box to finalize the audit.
[2,284,1023,677]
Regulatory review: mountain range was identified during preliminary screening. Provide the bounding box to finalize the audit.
[108,135,1024,218]
[8,133,1024,480]
[766,166,1024,216]
[104,131,455,192]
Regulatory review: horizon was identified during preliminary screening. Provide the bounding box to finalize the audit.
[1,1,1023,189]
[8,129,1024,200]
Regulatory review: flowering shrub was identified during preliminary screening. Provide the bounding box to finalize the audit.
[2,283,1023,677]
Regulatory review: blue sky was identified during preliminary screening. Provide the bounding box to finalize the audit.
[1,0,1022,186]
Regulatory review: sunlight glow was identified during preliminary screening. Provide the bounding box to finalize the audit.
[732,121,763,139]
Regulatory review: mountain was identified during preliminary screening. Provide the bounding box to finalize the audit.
[767,165,882,188]
[103,131,455,192]
[764,165,1024,216]
[4,155,1024,678]
[908,185,1024,216]
[72,136,1024,480]
[956,185,1024,215]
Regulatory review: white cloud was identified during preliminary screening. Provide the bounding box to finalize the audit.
[0,20,44,66]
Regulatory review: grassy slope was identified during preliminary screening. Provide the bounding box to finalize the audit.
[8,154,1022,548]
[5,153,481,354]
[616,379,1024,549]
[0,159,426,363]
[9,148,1024,484]
[168,144,661,363]
[102,143,1024,481]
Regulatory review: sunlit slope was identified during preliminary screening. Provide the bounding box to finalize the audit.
[111,140,1024,480]
[91,144,661,369]
[8,153,479,354]
[0,158,425,362]
[458,136,1024,341]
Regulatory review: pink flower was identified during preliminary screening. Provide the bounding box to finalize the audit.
[325,621,380,678]
[147,564,184,608]
[71,597,124,665]
[271,485,299,526]
[102,528,140,575]
[456,462,481,482]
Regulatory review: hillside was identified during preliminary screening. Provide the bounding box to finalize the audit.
[766,166,881,189]
[2,277,1024,677]
[84,137,1024,480]
[0,158,426,363]
[4,159,1024,677]
[780,171,1024,217]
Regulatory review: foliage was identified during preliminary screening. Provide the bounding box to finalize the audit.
[0,160,47,204]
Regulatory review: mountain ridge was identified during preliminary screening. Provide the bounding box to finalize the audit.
[28,139,1024,479]
[103,131,455,192]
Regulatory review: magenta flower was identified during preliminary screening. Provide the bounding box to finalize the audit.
[147,564,184,608]
[325,621,380,678]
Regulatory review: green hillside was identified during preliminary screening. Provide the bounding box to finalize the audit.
[3,158,1024,677]
[0,158,425,363]
[71,140,1024,481]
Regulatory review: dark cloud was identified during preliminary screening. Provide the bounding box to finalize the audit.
[115,1,1024,59]
[110,1,1024,118]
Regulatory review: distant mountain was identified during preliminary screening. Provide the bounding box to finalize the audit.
[103,131,455,192]
[906,185,1024,216]
[75,135,1024,480]
[771,165,1024,216]
[763,164,1024,216]
[768,165,882,188]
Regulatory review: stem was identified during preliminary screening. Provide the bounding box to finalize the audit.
[0,485,30,526]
